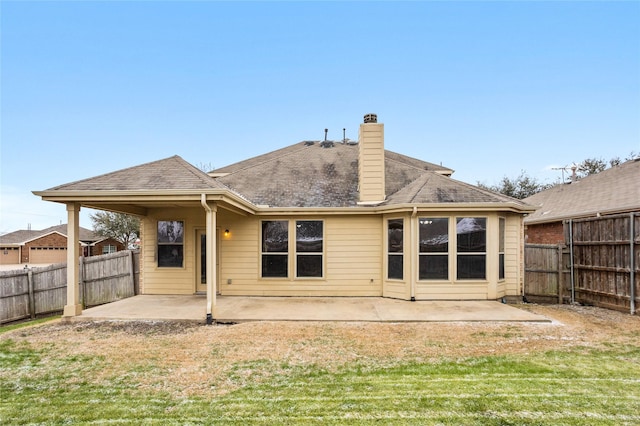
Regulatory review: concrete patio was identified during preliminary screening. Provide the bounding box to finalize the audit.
[71,295,550,323]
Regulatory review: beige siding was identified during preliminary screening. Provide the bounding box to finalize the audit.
[141,207,204,294]
[502,214,523,296]
[219,215,382,296]
[358,123,385,203]
[137,205,526,301]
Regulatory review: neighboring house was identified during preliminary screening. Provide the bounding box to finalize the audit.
[0,224,124,265]
[34,114,536,321]
[523,158,640,244]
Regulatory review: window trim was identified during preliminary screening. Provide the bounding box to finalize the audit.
[157,220,185,268]
[418,217,449,281]
[102,244,117,255]
[387,218,404,280]
[455,217,487,281]
[295,220,324,279]
[261,220,290,279]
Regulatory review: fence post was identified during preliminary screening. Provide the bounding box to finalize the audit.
[27,268,35,319]
[557,245,563,305]
[630,213,636,315]
[569,219,575,304]
[79,256,86,307]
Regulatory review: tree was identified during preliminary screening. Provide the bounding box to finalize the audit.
[477,171,552,200]
[575,157,607,178]
[90,211,140,249]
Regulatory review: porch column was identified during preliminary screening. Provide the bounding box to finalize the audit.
[63,203,82,317]
[201,195,217,324]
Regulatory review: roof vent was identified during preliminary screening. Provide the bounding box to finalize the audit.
[320,128,334,148]
[363,113,377,123]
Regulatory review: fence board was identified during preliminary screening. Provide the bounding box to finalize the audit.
[1,250,138,324]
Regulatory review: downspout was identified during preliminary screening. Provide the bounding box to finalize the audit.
[569,219,575,305]
[630,213,636,315]
[410,206,417,301]
[201,194,216,325]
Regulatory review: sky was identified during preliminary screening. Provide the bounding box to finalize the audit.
[1,1,639,234]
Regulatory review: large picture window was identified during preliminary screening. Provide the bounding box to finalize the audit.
[157,220,184,267]
[456,217,486,280]
[419,218,449,280]
[387,219,403,280]
[296,220,323,278]
[262,221,289,277]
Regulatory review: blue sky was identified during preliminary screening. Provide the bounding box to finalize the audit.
[1,1,639,234]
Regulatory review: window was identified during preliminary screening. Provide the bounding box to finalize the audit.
[419,218,449,280]
[387,219,403,279]
[456,217,486,279]
[262,221,288,277]
[102,244,117,254]
[157,220,184,267]
[296,220,323,277]
[499,218,506,280]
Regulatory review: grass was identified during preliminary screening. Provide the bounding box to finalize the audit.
[0,316,59,335]
[1,339,639,425]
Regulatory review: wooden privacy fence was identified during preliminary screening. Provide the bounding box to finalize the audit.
[0,250,139,324]
[524,244,567,304]
[525,212,639,314]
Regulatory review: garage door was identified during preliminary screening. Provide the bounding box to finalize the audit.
[0,247,20,265]
[29,247,67,264]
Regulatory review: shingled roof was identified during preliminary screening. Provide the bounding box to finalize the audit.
[212,142,526,208]
[46,156,226,191]
[36,140,533,212]
[523,158,640,224]
[0,224,97,245]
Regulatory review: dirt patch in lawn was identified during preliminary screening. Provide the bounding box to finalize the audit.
[3,304,639,398]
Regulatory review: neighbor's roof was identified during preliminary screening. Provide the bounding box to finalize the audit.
[213,141,530,208]
[0,224,97,245]
[45,155,227,191]
[523,158,640,224]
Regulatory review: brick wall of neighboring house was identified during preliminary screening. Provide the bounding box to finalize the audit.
[92,239,125,256]
[525,222,565,245]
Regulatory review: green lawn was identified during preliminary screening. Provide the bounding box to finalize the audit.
[2,336,639,425]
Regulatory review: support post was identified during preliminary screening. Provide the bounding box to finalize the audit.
[201,195,217,324]
[63,203,83,317]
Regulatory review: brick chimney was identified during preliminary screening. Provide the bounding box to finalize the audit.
[358,113,385,204]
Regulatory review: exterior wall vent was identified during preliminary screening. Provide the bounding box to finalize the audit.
[363,113,377,124]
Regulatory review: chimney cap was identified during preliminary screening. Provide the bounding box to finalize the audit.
[363,113,377,123]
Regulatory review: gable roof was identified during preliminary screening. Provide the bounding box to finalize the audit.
[46,156,226,191]
[0,224,97,246]
[212,141,530,209]
[523,158,640,224]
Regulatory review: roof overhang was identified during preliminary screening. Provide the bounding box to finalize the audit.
[32,189,257,217]
[254,202,537,216]
[524,205,640,225]
[34,188,537,219]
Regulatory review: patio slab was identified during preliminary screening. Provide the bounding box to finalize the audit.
[72,295,550,323]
